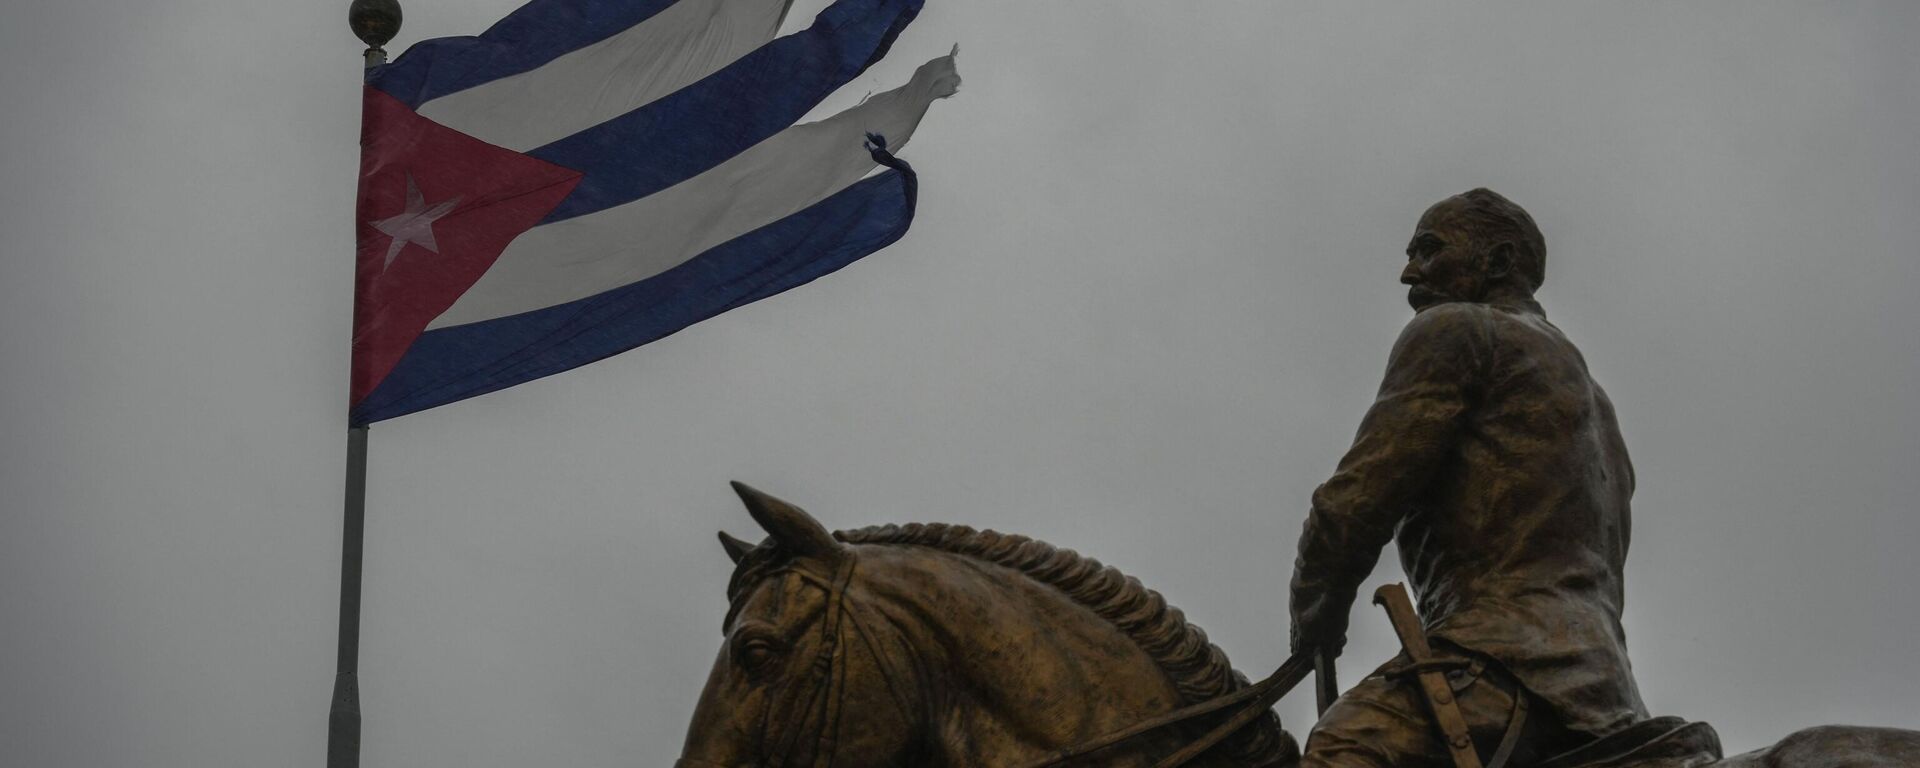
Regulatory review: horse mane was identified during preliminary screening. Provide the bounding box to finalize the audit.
[833,522,1294,767]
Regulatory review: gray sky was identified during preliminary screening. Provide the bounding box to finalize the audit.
[2,1,1916,766]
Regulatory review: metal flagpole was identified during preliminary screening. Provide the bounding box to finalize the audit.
[333,4,399,767]
[328,426,370,768]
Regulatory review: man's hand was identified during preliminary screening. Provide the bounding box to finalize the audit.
[1289,588,1353,658]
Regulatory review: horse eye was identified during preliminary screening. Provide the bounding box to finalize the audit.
[736,636,783,673]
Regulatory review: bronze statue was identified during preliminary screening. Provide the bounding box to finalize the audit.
[1289,188,1679,766]
[676,483,1918,767]
[1282,189,1915,768]
[672,190,1920,766]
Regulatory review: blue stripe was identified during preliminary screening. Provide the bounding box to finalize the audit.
[369,0,684,109]
[717,136,916,312]
[528,0,922,223]
[350,167,917,425]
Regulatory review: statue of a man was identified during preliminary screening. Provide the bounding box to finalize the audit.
[1291,189,1652,767]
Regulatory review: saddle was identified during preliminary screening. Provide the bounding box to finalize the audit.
[1537,717,1722,768]
[1374,583,1722,768]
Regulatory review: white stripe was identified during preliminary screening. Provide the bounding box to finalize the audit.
[418,0,794,152]
[428,51,960,330]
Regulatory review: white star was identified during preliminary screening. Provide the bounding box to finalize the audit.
[372,173,461,270]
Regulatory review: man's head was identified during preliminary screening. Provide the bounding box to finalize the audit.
[1402,188,1546,311]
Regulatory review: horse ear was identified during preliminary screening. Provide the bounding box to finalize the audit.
[717,531,756,564]
[731,481,842,560]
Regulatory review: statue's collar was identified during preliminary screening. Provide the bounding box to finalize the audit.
[1492,298,1546,317]
[1415,297,1546,317]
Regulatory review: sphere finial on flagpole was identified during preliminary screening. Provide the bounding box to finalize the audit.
[349,0,402,66]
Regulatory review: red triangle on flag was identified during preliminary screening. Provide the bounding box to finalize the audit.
[350,85,581,407]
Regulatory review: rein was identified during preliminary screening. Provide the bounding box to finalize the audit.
[1016,651,1313,768]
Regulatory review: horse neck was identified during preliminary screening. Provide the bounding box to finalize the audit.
[857,546,1190,767]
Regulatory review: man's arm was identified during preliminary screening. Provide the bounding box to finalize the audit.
[1290,305,1489,655]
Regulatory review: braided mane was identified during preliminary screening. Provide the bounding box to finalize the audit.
[832,522,1295,767]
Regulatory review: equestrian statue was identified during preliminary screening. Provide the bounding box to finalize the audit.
[673,191,1919,768]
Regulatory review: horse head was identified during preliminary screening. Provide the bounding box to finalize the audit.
[678,483,1296,768]
[676,483,922,768]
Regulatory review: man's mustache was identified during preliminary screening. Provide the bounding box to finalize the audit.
[1406,284,1446,307]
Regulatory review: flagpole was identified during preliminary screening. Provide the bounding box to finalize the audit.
[334,6,399,768]
[328,426,370,768]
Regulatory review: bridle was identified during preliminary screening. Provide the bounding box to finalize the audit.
[686,552,930,768]
[760,557,859,768]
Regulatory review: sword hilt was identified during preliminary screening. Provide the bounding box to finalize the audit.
[1374,583,1439,657]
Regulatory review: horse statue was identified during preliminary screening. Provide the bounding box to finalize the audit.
[674,484,1920,768]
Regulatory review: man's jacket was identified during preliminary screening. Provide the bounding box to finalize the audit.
[1293,298,1649,736]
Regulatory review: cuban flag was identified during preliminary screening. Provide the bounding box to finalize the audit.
[349,0,958,425]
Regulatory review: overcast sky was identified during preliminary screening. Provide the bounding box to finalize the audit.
[2,1,1916,766]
